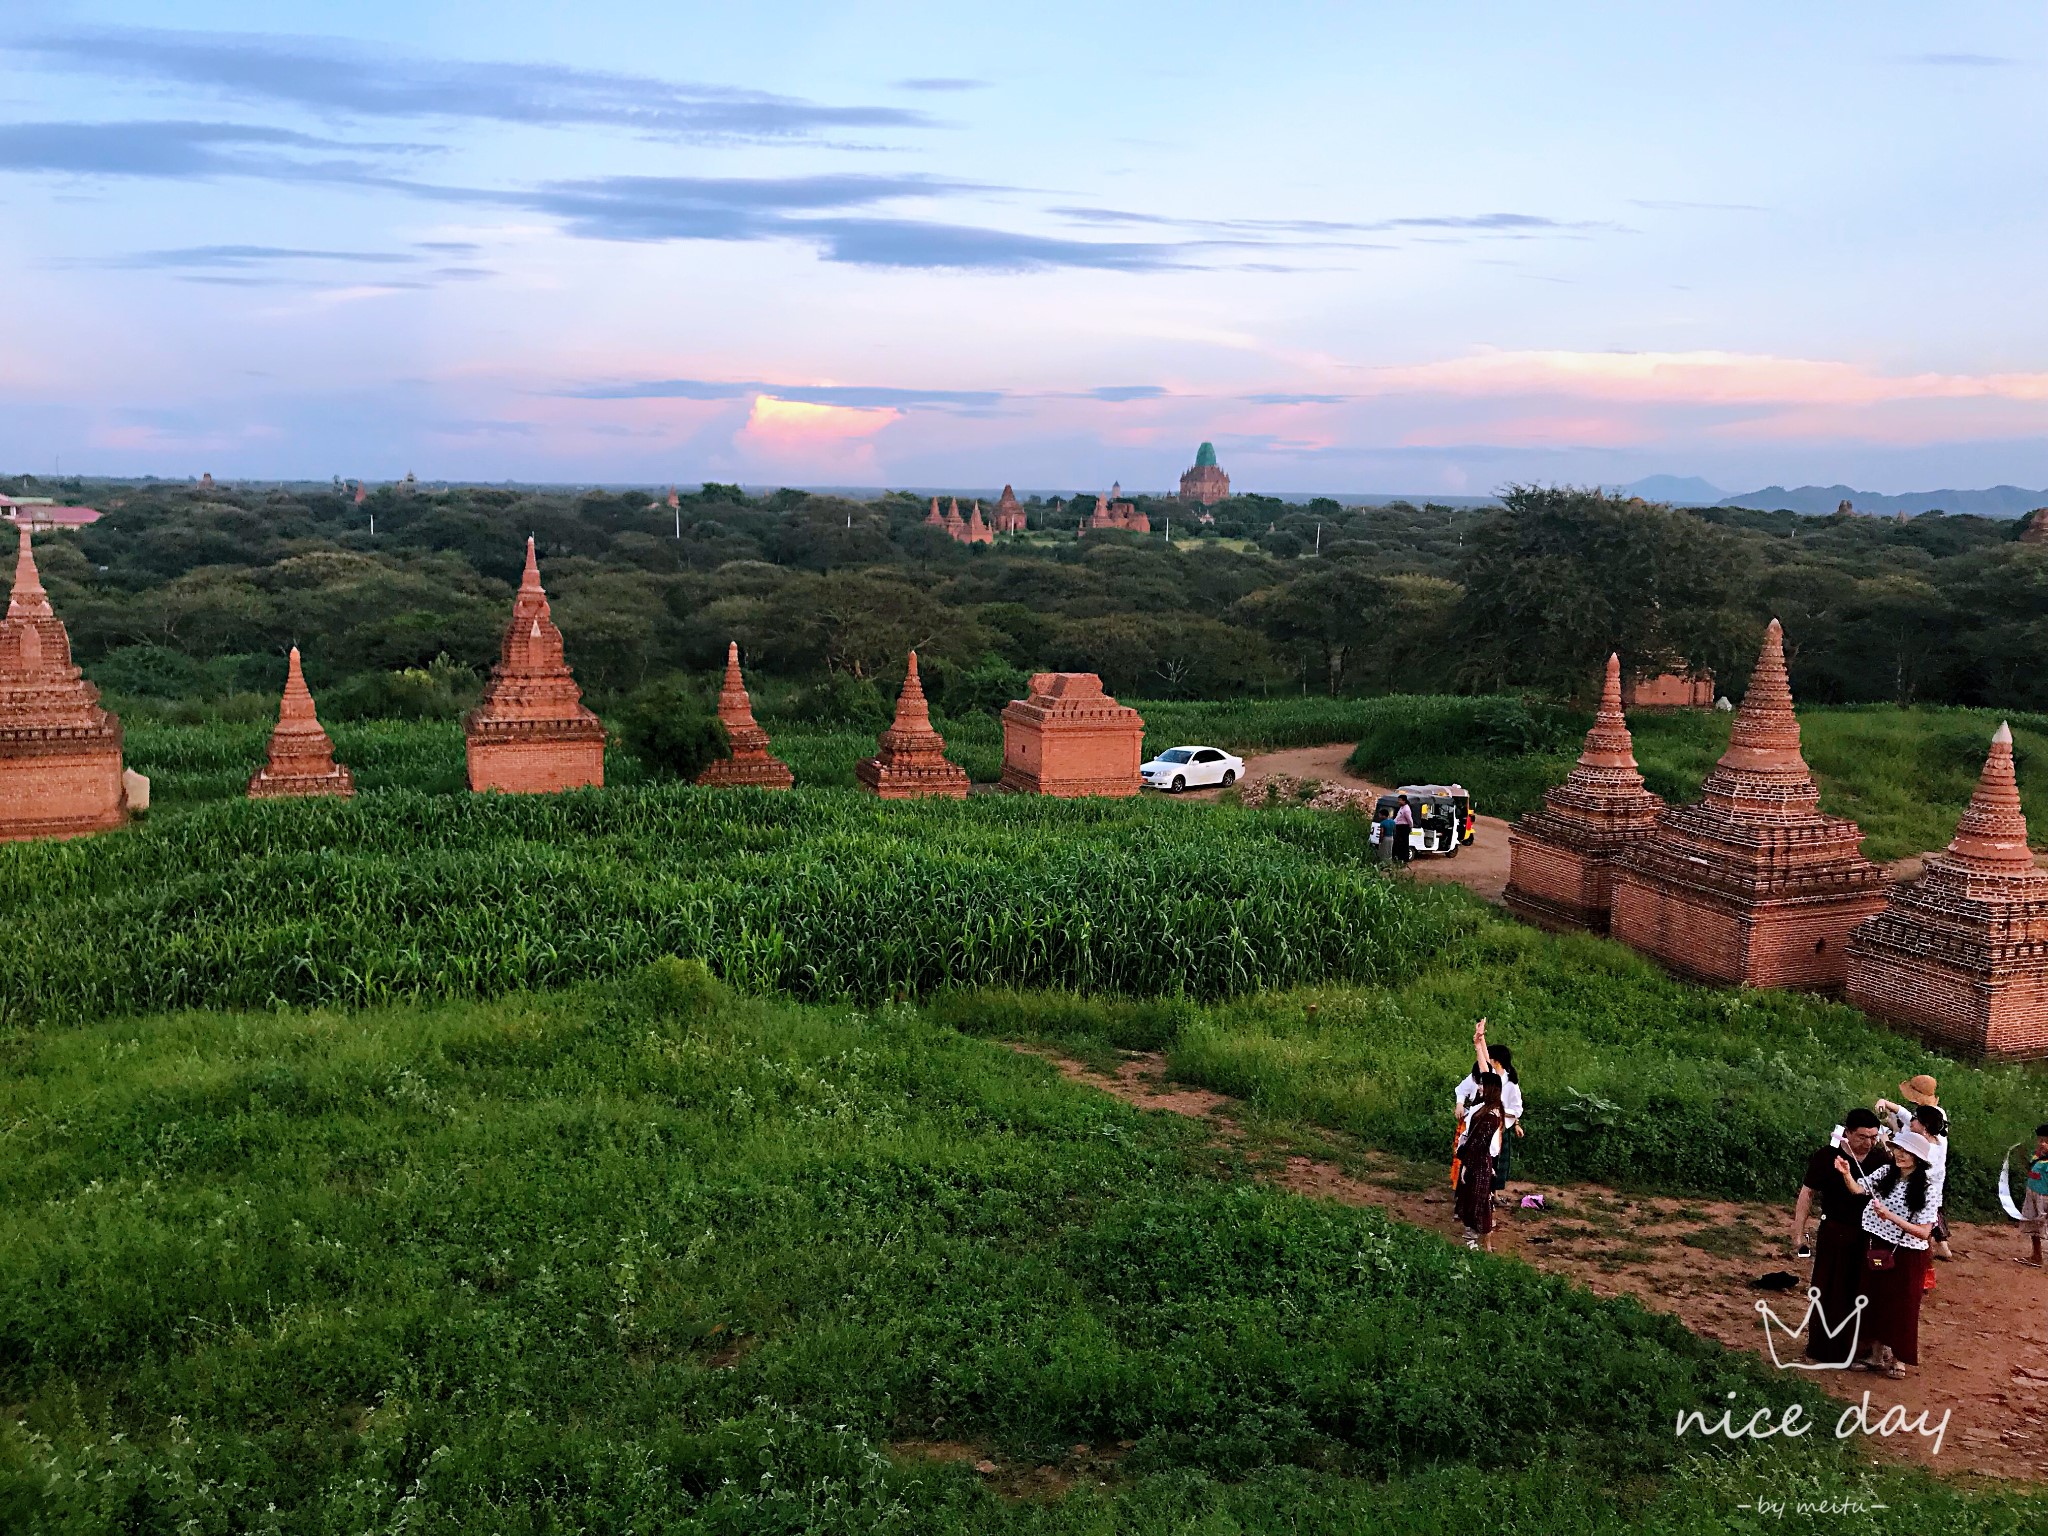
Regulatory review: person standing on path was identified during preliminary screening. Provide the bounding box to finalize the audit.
[2019,1124,2048,1269]
[1455,1070,1505,1253]
[1792,1107,1883,1364]
[1456,1019,1523,1195]
[1841,1129,1942,1378]
[1393,793,1415,865]
[1877,1077,1951,1260]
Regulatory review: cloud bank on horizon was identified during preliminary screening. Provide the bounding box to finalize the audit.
[2,2,2045,494]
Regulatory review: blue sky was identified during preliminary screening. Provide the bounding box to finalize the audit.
[3,1,2046,493]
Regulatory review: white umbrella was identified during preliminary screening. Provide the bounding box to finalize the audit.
[2000,1142,2027,1221]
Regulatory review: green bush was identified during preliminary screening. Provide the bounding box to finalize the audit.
[322,654,482,721]
[780,671,890,731]
[614,676,727,780]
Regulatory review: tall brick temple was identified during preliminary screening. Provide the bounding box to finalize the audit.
[0,525,129,840]
[856,651,970,799]
[1000,673,1144,797]
[1505,653,1665,933]
[696,642,794,789]
[1847,723,2048,1059]
[248,646,354,799]
[993,485,1026,533]
[1178,441,1230,505]
[464,537,606,794]
[1609,620,1887,990]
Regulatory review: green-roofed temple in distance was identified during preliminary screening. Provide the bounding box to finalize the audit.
[1179,441,1231,506]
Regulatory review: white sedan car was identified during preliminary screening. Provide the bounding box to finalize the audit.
[1140,745,1244,792]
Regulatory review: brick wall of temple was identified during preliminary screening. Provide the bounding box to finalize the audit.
[0,749,126,840]
[1503,835,1610,932]
[468,738,604,795]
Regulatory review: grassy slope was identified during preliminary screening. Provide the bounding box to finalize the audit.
[4,967,2034,1533]
[1347,699,2048,863]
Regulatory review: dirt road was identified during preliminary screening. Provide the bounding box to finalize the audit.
[1014,1044,2048,1480]
[1179,743,1516,902]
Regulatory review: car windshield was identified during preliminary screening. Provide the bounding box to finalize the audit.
[1157,749,1194,763]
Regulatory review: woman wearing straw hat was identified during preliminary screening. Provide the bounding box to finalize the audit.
[1877,1074,1952,1260]
[1835,1128,1942,1378]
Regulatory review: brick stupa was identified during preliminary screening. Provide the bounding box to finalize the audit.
[247,647,353,799]
[464,537,606,794]
[1610,620,1887,990]
[856,651,970,799]
[696,642,793,789]
[1847,724,2048,1059]
[994,485,1026,533]
[1505,653,1666,933]
[999,672,1144,797]
[0,525,129,840]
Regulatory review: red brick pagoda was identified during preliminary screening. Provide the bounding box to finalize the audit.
[964,501,995,545]
[0,525,129,840]
[993,485,1026,533]
[943,497,968,541]
[999,672,1144,797]
[248,646,354,799]
[1505,653,1665,933]
[1178,442,1230,506]
[856,651,970,799]
[924,497,946,532]
[464,537,606,794]
[1610,620,1887,990]
[696,642,793,789]
[1847,723,2048,1059]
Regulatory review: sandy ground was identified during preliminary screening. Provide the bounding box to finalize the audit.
[1011,1045,2048,1482]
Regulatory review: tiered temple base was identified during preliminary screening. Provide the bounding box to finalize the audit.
[697,642,793,790]
[857,651,969,799]
[1505,654,1664,934]
[248,647,354,799]
[0,526,127,840]
[1610,621,1887,991]
[1847,725,2048,1059]
[999,673,1144,797]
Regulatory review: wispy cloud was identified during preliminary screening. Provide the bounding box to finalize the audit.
[1052,205,1621,240]
[567,378,1004,410]
[0,119,418,179]
[1903,52,2021,68]
[1081,385,1169,402]
[20,27,936,144]
[1244,391,1351,405]
[893,77,989,92]
[90,244,419,270]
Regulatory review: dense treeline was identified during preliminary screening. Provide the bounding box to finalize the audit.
[9,472,2045,715]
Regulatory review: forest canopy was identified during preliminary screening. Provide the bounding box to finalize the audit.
[8,474,2046,716]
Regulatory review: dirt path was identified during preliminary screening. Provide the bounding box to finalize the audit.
[1181,744,1516,903]
[1013,1044,2047,1481]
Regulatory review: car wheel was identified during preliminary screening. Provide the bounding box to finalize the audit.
[1172,774,1186,793]
[1221,769,1236,786]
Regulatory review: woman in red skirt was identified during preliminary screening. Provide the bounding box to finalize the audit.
[1846,1129,1941,1377]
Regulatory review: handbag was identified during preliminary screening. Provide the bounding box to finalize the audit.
[1865,1240,1897,1273]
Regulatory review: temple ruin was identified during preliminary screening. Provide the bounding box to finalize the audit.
[999,672,1144,797]
[1505,653,1665,933]
[0,525,130,840]
[1178,442,1231,505]
[993,485,1026,533]
[464,537,606,794]
[856,651,970,799]
[696,641,794,790]
[247,646,354,799]
[1609,619,1888,990]
[1847,723,2048,1059]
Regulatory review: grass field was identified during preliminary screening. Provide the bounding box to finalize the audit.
[1347,697,2048,862]
[6,965,2038,1533]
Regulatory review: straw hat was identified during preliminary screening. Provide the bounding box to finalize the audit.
[1889,1128,1938,1165]
[1898,1074,1939,1106]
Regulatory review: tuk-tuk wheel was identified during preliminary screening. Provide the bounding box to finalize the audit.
[1443,840,1460,859]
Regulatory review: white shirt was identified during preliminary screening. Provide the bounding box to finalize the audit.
[1861,1174,1937,1251]
[1455,1073,1523,1124]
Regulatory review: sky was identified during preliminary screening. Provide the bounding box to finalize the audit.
[3,2,2047,495]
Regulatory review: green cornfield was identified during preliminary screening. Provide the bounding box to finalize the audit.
[0,787,1468,1025]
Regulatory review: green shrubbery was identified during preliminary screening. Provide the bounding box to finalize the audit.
[12,971,2017,1532]
[613,676,727,780]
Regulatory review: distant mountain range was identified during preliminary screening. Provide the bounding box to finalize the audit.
[1613,476,2048,517]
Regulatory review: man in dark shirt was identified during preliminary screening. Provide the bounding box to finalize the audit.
[1793,1107,1883,1364]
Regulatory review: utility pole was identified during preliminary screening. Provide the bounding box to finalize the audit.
[1315,521,1322,554]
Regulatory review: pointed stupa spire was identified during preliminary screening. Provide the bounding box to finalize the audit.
[1576,653,1640,771]
[1717,618,1808,778]
[520,535,543,592]
[892,650,933,732]
[857,648,968,798]
[280,646,317,722]
[8,524,52,620]
[718,640,760,730]
[1945,722,2034,871]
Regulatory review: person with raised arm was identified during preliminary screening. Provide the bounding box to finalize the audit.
[1835,1129,1942,1378]
[1455,1018,1524,1195]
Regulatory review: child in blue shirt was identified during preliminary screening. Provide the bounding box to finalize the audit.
[2022,1123,2048,1269]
